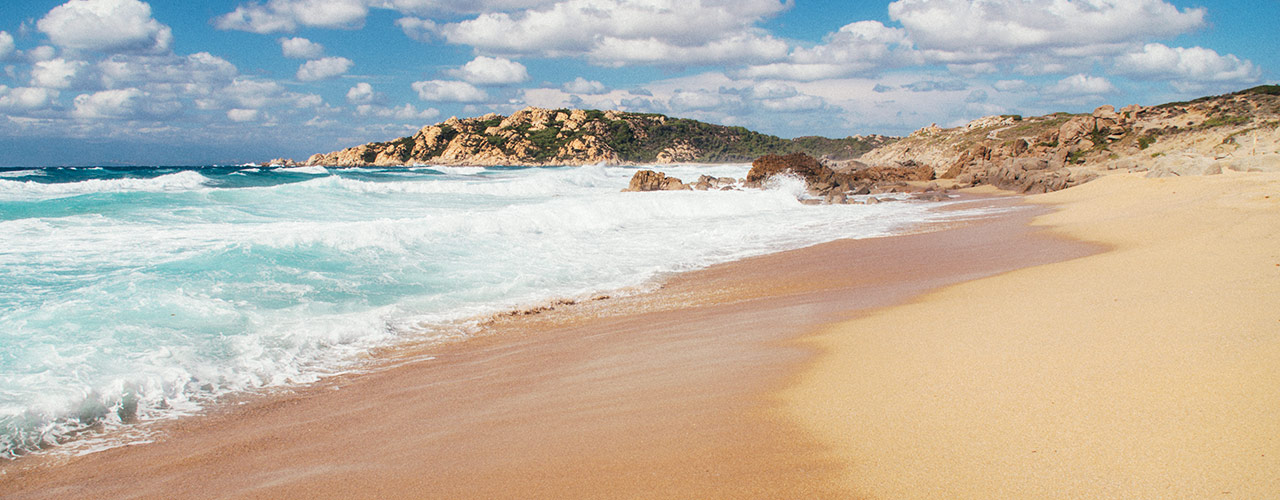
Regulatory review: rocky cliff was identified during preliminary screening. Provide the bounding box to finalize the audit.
[858,85,1280,193]
[304,107,895,167]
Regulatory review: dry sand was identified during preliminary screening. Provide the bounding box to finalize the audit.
[788,171,1280,498]
[0,196,1095,499]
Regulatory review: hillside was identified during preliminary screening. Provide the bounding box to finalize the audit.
[303,108,894,167]
[858,85,1280,192]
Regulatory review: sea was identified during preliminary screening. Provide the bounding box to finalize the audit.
[0,163,997,459]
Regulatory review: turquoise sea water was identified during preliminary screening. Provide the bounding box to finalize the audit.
[0,163,987,459]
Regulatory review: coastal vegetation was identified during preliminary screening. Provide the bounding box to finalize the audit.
[304,108,894,167]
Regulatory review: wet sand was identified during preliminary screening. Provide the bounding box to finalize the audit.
[789,172,1280,498]
[0,196,1095,499]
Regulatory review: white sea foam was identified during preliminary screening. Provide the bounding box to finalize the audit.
[0,170,211,201]
[431,165,488,176]
[0,162,1009,460]
[276,165,329,175]
[0,169,44,178]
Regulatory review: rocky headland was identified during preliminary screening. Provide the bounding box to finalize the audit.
[301,107,891,167]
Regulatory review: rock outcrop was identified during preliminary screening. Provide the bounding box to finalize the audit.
[860,85,1280,193]
[745,153,938,202]
[303,107,896,167]
[623,170,692,191]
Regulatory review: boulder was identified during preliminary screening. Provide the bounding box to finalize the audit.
[623,170,690,192]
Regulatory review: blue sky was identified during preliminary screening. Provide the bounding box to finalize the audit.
[0,0,1274,166]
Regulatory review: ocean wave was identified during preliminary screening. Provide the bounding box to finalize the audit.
[431,165,488,176]
[274,166,329,175]
[0,169,46,179]
[0,162,1002,460]
[0,170,212,201]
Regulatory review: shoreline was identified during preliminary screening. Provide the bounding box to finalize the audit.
[0,194,1097,498]
[788,171,1280,498]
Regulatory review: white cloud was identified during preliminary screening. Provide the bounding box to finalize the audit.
[0,32,14,61]
[374,0,561,15]
[98,52,238,89]
[348,82,376,104]
[31,58,89,89]
[994,79,1029,92]
[587,32,787,67]
[412,80,488,102]
[227,108,260,122]
[395,17,437,42]
[888,0,1205,63]
[1115,43,1259,85]
[669,90,741,112]
[756,94,825,112]
[0,86,60,111]
[356,102,440,121]
[563,77,607,94]
[72,87,145,118]
[1047,74,1117,96]
[215,0,368,33]
[219,78,320,110]
[296,57,353,81]
[38,0,173,54]
[279,37,325,59]
[739,21,919,80]
[26,46,59,63]
[441,0,790,66]
[445,56,529,85]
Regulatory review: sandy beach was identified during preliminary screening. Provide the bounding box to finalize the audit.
[789,171,1280,498]
[2,171,1275,498]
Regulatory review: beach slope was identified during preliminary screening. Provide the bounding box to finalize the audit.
[789,172,1280,498]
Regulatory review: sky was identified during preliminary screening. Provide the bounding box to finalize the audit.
[0,0,1275,166]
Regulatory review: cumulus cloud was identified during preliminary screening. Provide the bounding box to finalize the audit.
[563,77,607,94]
[0,86,60,111]
[0,32,14,61]
[279,37,325,59]
[412,80,488,102]
[395,17,438,41]
[441,0,790,66]
[588,32,787,67]
[356,102,440,121]
[38,0,173,54]
[994,79,1029,92]
[445,56,529,85]
[1047,74,1117,96]
[756,94,825,112]
[98,52,238,88]
[296,56,353,81]
[1114,43,1259,86]
[888,0,1205,63]
[903,80,967,92]
[227,108,261,122]
[738,21,920,80]
[31,58,90,89]
[72,87,147,118]
[347,82,376,104]
[219,78,320,110]
[669,89,742,112]
[26,46,59,63]
[215,0,368,33]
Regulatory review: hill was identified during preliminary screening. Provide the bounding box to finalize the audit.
[302,108,893,167]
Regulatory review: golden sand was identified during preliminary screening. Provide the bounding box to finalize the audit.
[787,172,1280,498]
